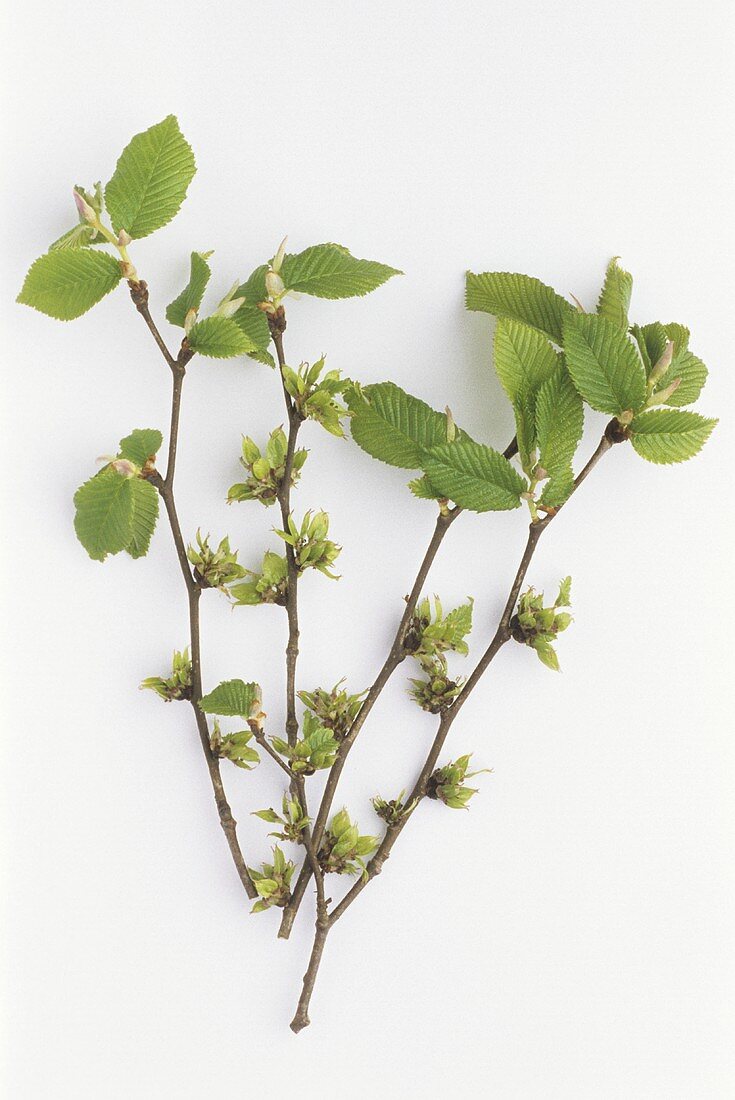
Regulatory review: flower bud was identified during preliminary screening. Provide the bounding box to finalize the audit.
[184,308,197,335]
[117,229,132,247]
[445,406,457,443]
[272,236,288,274]
[215,296,246,319]
[649,377,682,406]
[649,340,675,386]
[73,188,97,225]
[265,270,285,299]
[111,458,138,478]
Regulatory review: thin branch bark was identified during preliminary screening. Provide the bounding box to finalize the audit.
[288,427,616,1026]
[130,282,257,901]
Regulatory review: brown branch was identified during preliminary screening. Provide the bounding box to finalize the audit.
[288,427,617,1027]
[131,282,257,901]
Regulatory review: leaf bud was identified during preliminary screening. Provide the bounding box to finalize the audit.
[73,188,97,225]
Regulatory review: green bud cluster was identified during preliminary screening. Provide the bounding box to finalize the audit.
[297,679,366,741]
[140,647,192,702]
[371,789,418,825]
[426,754,490,809]
[210,720,260,770]
[317,809,379,879]
[227,428,307,507]
[509,576,572,671]
[405,596,473,713]
[230,550,289,605]
[253,793,310,843]
[282,356,348,437]
[270,712,339,775]
[275,511,341,579]
[249,846,295,914]
[187,530,247,590]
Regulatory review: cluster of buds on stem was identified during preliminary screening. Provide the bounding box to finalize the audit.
[227,428,307,506]
[297,679,366,741]
[140,648,192,702]
[187,531,247,591]
[426,754,490,809]
[270,712,338,775]
[405,595,473,713]
[229,550,289,605]
[372,789,418,826]
[253,793,310,843]
[275,511,341,579]
[317,809,379,879]
[281,356,349,437]
[249,846,295,913]
[509,576,572,671]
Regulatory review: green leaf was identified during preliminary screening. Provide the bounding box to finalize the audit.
[538,467,574,508]
[279,244,401,299]
[563,313,646,414]
[73,470,134,561]
[166,251,212,327]
[105,115,196,240]
[422,439,527,512]
[17,249,122,321]
[596,257,632,330]
[493,318,561,403]
[466,271,575,343]
[408,474,442,500]
[535,366,584,475]
[199,679,260,718]
[654,348,708,407]
[231,302,274,366]
[236,264,269,305]
[118,429,163,466]
[49,224,109,252]
[629,409,717,464]
[126,478,159,558]
[186,316,257,358]
[533,638,560,671]
[348,382,450,468]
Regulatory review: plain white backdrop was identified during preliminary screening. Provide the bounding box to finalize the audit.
[2,1,733,1096]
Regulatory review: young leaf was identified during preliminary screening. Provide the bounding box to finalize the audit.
[166,251,212,327]
[236,264,269,305]
[596,257,633,330]
[126,479,159,558]
[199,679,260,718]
[17,250,122,320]
[653,348,708,408]
[279,244,401,299]
[422,439,527,511]
[629,409,717,464]
[186,316,257,358]
[535,366,584,475]
[118,429,163,466]
[538,467,575,508]
[73,470,134,561]
[493,319,561,403]
[348,382,450,468]
[563,313,646,415]
[466,271,575,343]
[105,115,196,240]
[231,302,274,366]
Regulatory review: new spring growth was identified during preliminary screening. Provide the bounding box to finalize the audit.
[270,712,339,775]
[253,793,310,843]
[227,428,307,506]
[372,790,418,825]
[405,595,473,713]
[275,511,341,579]
[427,754,491,809]
[297,680,367,741]
[317,809,379,879]
[187,531,247,591]
[229,550,289,605]
[213,280,247,320]
[140,647,193,702]
[281,357,349,437]
[210,720,261,770]
[259,237,292,312]
[249,846,296,913]
[644,340,683,407]
[70,184,138,280]
[509,576,573,671]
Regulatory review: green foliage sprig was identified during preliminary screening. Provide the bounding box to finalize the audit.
[19,117,717,1033]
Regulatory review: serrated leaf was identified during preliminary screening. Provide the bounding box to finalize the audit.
[166,251,212,327]
[629,410,717,464]
[49,225,109,252]
[118,429,163,466]
[73,470,134,561]
[17,249,122,320]
[105,115,196,239]
[186,315,257,358]
[279,244,401,299]
[596,257,632,330]
[231,302,274,365]
[408,475,442,500]
[236,264,269,305]
[126,478,159,558]
[348,382,450,468]
[654,348,708,407]
[563,313,646,414]
[538,467,574,508]
[466,271,574,343]
[535,366,584,475]
[199,679,260,718]
[493,319,561,403]
[422,439,527,512]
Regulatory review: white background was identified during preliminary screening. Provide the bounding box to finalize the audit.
[2,2,733,1096]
